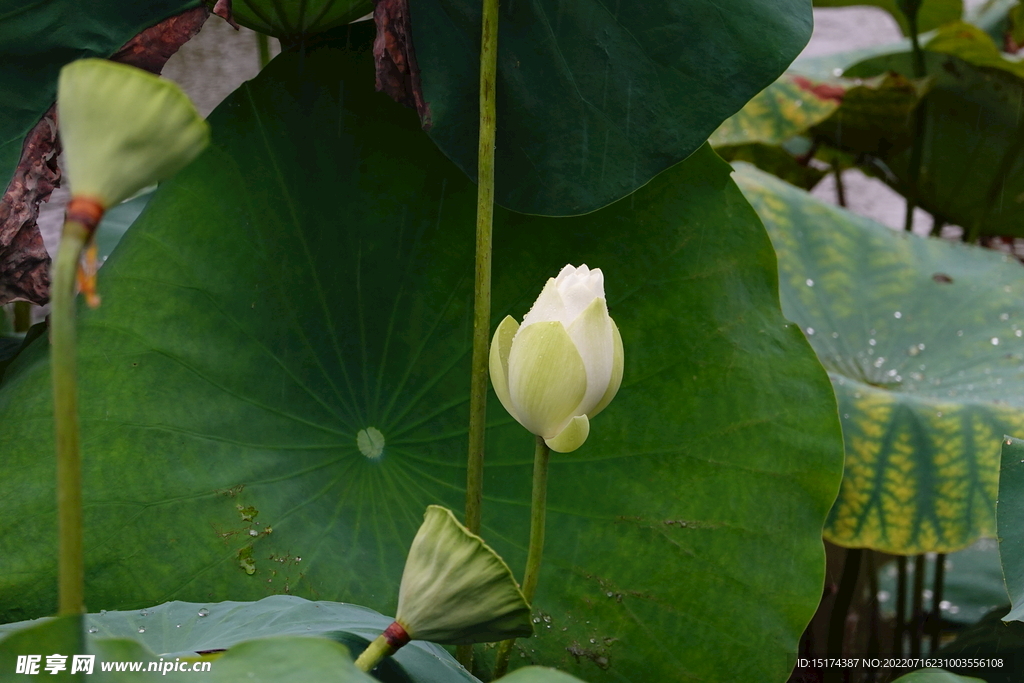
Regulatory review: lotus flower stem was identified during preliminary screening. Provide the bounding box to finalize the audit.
[52,218,92,615]
[492,435,550,678]
[354,621,409,672]
[465,0,500,537]
[903,5,925,233]
[460,0,499,667]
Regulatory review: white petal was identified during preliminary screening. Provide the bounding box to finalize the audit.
[565,297,614,417]
[520,277,568,328]
[507,321,588,438]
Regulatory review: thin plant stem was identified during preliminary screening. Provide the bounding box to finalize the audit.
[833,162,847,208]
[825,548,861,683]
[493,436,550,678]
[930,215,944,237]
[53,220,90,616]
[910,554,925,656]
[257,33,272,69]
[930,553,947,653]
[460,0,499,669]
[866,550,880,683]
[894,555,907,657]
[903,11,926,233]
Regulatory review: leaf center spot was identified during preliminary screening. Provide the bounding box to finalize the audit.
[357,427,385,460]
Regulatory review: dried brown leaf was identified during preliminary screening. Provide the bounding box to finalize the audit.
[373,0,431,128]
[0,6,210,306]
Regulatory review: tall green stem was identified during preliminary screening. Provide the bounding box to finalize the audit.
[492,436,549,678]
[903,12,926,233]
[257,33,271,69]
[460,0,499,669]
[53,220,89,616]
[825,548,861,683]
[910,554,926,656]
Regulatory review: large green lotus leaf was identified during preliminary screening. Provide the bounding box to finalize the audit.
[231,0,372,39]
[734,163,1024,555]
[0,0,198,190]
[998,437,1024,622]
[0,26,844,683]
[0,597,475,682]
[500,669,588,683]
[936,606,1024,682]
[811,0,963,35]
[411,0,813,216]
[844,49,1024,237]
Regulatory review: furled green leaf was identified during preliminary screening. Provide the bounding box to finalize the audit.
[411,0,813,216]
[735,163,1024,555]
[889,669,985,683]
[812,0,963,35]
[844,48,1024,237]
[998,437,1024,622]
[0,597,476,682]
[0,0,197,191]
[0,26,844,683]
[231,0,372,39]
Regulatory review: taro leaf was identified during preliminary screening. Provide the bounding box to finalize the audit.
[709,75,842,148]
[0,0,198,191]
[0,597,475,683]
[410,0,813,216]
[0,25,844,683]
[877,538,1009,624]
[811,0,963,35]
[231,0,372,39]
[998,437,1024,622]
[734,163,1024,555]
[889,670,985,683]
[844,48,1024,237]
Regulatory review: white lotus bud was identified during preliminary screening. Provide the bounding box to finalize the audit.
[490,264,623,453]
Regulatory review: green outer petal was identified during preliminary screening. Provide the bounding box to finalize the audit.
[507,321,588,438]
[589,319,624,419]
[489,316,521,423]
[565,297,615,417]
[58,59,209,208]
[396,506,532,644]
[545,415,590,453]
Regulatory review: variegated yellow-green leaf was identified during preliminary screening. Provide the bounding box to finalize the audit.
[710,75,841,148]
[735,163,1024,555]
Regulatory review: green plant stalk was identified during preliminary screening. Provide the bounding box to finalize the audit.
[354,634,397,672]
[53,219,90,616]
[257,32,271,69]
[492,435,550,678]
[910,554,925,656]
[825,548,861,683]
[459,0,499,669]
[894,555,907,656]
[13,300,31,332]
[929,553,946,653]
[903,11,926,233]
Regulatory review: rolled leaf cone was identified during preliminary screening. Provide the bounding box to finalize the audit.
[58,59,209,212]
[396,506,532,644]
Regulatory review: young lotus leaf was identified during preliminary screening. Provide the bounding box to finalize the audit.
[998,437,1024,622]
[58,59,209,209]
[811,0,963,36]
[735,164,1024,555]
[396,506,531,644]
[0,25,843,683]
